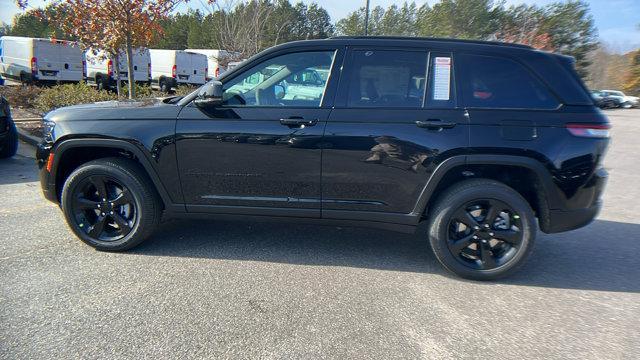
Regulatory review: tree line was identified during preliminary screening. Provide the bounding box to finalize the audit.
[3,0,638,93]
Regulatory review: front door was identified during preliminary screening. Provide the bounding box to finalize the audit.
[176,48,341,218]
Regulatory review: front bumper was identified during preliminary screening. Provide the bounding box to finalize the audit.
[36,143,57,203]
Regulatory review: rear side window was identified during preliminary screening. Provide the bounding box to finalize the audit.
[457,54,559,109]
[346,50,427,108]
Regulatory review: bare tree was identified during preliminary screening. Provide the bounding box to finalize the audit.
[202,0,276,64]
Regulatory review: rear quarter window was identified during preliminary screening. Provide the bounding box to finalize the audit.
[457,54,559,110]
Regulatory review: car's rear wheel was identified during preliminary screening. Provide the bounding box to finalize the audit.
[427,179,536,280]
[61,157,162,251]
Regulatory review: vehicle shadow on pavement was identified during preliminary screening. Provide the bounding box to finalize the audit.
[131,218,639,293]
[0,156,39,185]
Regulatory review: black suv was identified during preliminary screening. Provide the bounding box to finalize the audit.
[37,37,610,280]
[1,95,18,159]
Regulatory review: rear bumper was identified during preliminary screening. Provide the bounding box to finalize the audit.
[543,167,607,233]
[545,200,602,233]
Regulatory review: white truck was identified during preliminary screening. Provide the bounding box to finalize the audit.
[0,36,83,84]
[84,48,151,90]
[185,49,229,80]
[149,49,207,92]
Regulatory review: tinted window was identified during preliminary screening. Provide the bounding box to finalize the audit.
[222,51,335,107]
[458,54,559,109]
[347,50,427,108]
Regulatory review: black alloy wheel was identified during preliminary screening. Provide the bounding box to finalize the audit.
[61,158,161,251]
[427,178,535,280]
[447,199,523,270]
[71,175,136,241]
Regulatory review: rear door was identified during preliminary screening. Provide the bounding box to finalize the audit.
[321,47,469,222]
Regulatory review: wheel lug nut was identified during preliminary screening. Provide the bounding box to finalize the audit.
[484,224,490,228]
[101,212,105,216]
[482,239,487,243]
[110,211,114,215]
[102,198,106,201]
[97,204,101,208]
[473,235,478,239]
[489,232,494,236]
[473,226,480,230]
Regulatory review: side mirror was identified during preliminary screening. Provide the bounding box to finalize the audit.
[194,81,223,107]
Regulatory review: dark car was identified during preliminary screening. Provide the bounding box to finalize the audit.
[36,37,610,280]
[591,90,618,109]
[0,95,18,159]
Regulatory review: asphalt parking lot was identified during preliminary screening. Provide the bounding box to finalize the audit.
[1,110,639,359]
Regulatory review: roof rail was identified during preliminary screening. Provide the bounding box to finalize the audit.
[328,36,533,49]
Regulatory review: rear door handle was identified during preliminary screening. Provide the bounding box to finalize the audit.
[415,120,457,130]
[279,117,318,127]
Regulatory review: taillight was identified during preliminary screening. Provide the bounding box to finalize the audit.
[148,63,151,79]
[205,67,208,80]
[215,67,220,77]
[171,64,177,78]
[31,57,38,76]
[82,60,86,78]
[107,59,113,77]
[566,123,611,138]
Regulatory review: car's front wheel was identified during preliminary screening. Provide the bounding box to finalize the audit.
[61,157,162,251]
[427,179,536,280]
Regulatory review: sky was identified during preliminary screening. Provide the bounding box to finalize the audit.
[2,0,639,53]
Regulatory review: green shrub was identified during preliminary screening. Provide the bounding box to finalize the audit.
[120,83,164,99]
[34,83,116,114]
[174,85,199,96]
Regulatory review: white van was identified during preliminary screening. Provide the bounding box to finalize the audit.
[85,48,151,90]
[149,49,207,92]
[0,36,83,83]
[185,49,229,80]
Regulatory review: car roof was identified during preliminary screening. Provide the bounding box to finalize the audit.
[265,36,534,52]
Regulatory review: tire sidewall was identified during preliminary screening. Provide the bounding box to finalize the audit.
[429,183,536,280]
[61,163,146,250]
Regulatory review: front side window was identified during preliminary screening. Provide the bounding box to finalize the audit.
[346,50,427,108]
[222,51,335,107]
[457,54,559,109]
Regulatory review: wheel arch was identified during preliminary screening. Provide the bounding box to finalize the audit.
[50,138,177,212]
[413,155,559,232]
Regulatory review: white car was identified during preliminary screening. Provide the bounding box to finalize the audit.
[601,90,639,108]
[0,36,83,83]
[149,49,207,92]
[85,48,151,90]
[185,49,229,80]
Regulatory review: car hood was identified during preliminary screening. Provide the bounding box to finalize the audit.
[44,98,182,122]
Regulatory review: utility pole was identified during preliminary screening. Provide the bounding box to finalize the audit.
[364,0,370,36]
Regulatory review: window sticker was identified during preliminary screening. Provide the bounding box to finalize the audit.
[433,57,451,101]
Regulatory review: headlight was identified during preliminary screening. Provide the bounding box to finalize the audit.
[42,119,56,143]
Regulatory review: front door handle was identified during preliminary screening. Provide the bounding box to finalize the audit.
[279,117,318,128]
[415,120,457,130]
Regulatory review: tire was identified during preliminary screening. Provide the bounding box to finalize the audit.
[0,121,18,159]
[61,157,162,251]
[622,102,632,109]
[159,78,170,93]
[96,76,106,91]
[427,178,536,280]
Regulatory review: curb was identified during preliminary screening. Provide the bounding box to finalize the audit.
[16,127,41,147]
